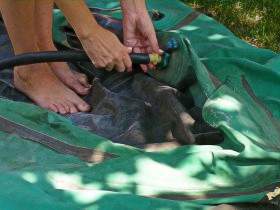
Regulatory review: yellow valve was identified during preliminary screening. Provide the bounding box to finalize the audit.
[149,53,162,65]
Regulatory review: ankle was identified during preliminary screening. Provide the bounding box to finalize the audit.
[14,63,47,78]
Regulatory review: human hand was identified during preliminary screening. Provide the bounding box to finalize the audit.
[79,26,132,72]
[55,0,132,72]
[122,3,161,72]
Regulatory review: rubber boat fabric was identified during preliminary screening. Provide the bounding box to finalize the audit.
[0,0,279,209]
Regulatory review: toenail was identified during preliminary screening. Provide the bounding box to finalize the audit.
[79,104,90,111]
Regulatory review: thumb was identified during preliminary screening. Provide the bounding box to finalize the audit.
[126,47,133,54]
[148,32,160,54]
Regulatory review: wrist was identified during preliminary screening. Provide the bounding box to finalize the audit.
[122,9,149,23]
[77,22,100,41]
[121,0,148,16]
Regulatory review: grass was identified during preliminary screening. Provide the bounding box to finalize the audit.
[182,0,280,52]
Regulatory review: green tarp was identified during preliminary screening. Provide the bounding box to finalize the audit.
[0,0,279,209]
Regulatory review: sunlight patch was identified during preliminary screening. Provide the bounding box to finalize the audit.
[107,172,131,190]
[208,34,227,41]
[22,172,38,184]
[206,95,242,112]
[184,25,200,31]
[47,172,102,191]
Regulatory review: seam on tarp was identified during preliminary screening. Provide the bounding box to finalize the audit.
[171,11,201,30]
[241,75,280,130]
[0,115,117,163]
[151,182,280,201]
[241,75,273,117]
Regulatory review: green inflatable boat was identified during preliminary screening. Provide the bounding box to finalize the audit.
[0,0,279,209]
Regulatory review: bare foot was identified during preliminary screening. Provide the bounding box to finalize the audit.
[49,62,91,95]
[14,63,90,114]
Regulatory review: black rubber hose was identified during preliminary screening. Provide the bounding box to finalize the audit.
[0,50,151,70]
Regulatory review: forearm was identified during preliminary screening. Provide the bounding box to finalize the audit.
[54,0,99,39]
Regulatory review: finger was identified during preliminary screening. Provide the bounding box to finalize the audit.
[143,42,163,55]
[143,40,152,50]
[95,60,106,69]
[147,32,160,53]
[145,46,153,54]
[123,52,132,72]
[140,64,148,73]
[115,59,126,72]
[133,46,141,54]
[126,47,133,54]
[95,55,110,69]
[87,55,96,67]
[141,40,156,54]
[148,63,155,70]
[105,63,115,71]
